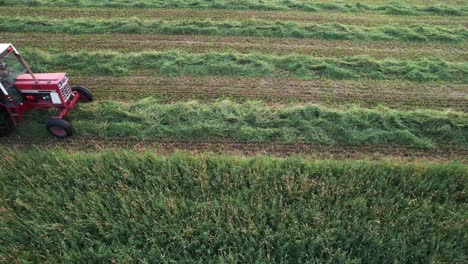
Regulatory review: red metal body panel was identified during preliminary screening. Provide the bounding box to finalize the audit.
[0,72,80,124]
[14,73,70,107]
[15,73,66,90]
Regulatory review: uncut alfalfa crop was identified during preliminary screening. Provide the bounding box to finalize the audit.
[1,149,466,262]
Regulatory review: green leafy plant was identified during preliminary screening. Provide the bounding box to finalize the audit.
[1,150,466,262]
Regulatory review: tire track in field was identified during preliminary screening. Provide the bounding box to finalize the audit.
[4,32,466,62]
[74,75,468,111]
[1,137,466,162]
[3,6,467,27]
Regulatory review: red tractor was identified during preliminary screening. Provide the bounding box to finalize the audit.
[0,44,92,138]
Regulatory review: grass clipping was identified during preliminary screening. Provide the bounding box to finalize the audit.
[20,99,468,148]
[24,49,468,83]
[2,16,467,43]
[3,0,467,16]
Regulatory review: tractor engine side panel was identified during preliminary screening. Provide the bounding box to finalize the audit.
[15,73,68,105]
[15,83,62,104]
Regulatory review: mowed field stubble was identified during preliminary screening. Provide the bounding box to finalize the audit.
[0,0,467,262]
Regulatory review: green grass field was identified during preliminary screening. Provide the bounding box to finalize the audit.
[1,149,466,262]
[0,0,467,262]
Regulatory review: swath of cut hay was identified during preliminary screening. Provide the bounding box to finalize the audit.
[15,99,468,149]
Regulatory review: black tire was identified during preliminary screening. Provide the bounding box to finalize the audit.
[0,109,13,136]
[46,118,73,138]
[72,86,93,103]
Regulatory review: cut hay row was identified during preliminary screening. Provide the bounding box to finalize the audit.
[74,75,468,111]
[1,149,466,262]
[2,6,467,26]
[24,49,468,83]
[18,99,468,148]
[2,0,466,16]
[2,16,466,43]
[3,32,466,62]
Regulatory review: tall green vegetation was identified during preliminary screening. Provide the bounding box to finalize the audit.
[20,99,468,148]
[23,49,468,83]
[1,150,466,262]
[2,16,466,43]
[2,0,466,16]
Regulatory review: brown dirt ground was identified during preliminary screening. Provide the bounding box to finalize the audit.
[74,75,468,111]
[1,137,466,162]
[2,32,466,62]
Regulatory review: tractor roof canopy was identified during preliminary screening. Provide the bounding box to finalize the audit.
[0,44,12,54]
[0,44,18,58]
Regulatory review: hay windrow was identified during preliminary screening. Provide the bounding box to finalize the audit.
[1,16,466,43]
[17,99,468,148]
[2,0,467,16]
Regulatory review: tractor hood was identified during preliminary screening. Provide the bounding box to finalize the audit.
[15,73,67,90]
[16,73,66,83]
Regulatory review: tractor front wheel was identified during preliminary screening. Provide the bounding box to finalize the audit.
[0,109,13,136]
[72,86,93,103]
[46,118,73,138]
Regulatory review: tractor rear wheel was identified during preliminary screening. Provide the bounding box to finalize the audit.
[46,118,73,138]
[72,86,93,103]
[0,109,13,136]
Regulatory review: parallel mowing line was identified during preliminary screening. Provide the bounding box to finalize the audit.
[1,138,467,161]
[3,32,467,62]
[2,6,467,26]
[2,0,467,16]
[18,99,468,148]
[73,76,468,111]
[24,49,468,83]
[1,16,466,43]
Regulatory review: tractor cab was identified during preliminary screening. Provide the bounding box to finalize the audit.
[0,43,93,138]
[0,44,25,103]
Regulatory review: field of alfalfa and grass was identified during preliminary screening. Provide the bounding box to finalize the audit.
[0,0,467,262]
